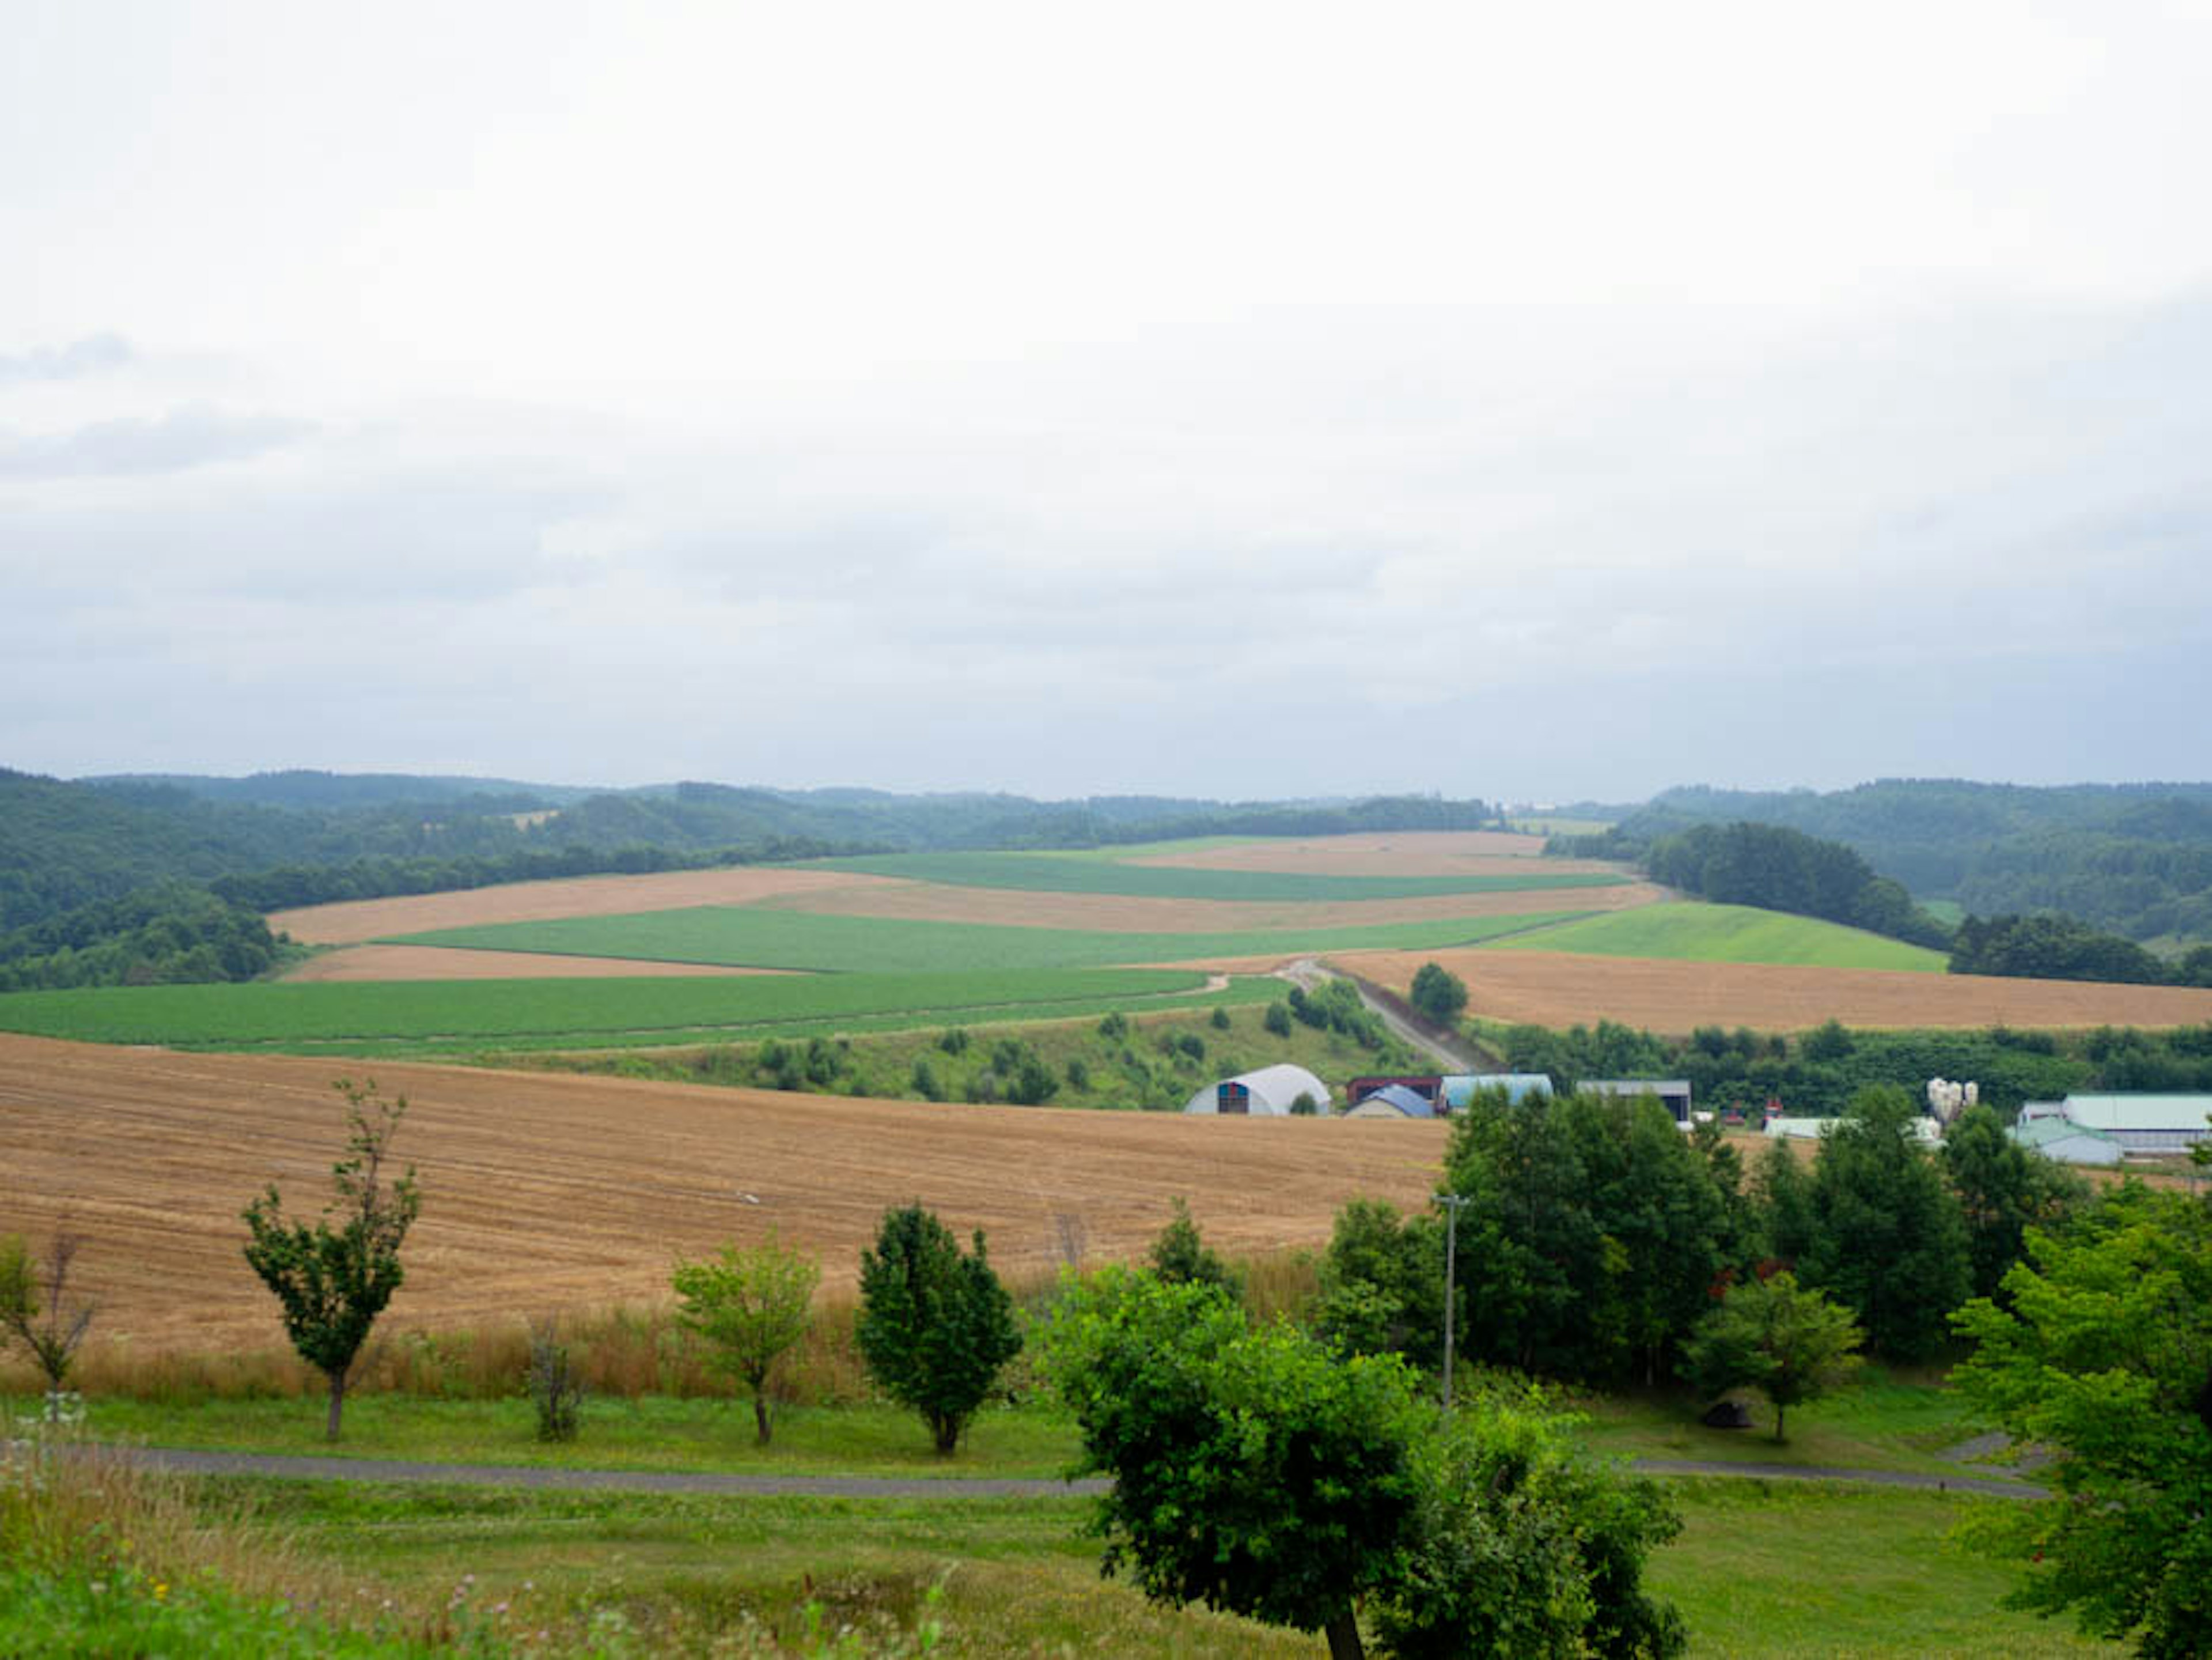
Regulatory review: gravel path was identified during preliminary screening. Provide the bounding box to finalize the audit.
[108,1446,2043,1501]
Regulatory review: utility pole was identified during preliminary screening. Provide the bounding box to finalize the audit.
[1435,1192,1468,1411]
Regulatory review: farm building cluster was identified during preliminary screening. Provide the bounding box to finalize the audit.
[1181,1068,1691,1121]
[1181,1062,2210,1167]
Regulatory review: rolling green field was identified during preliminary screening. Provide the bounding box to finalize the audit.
[1494,902,1948,972]
[0,967,1264,1055]
[388,904,1593,974]
[809,849,1630,901]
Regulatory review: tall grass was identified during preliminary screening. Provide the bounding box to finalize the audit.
[8,1250,1323,1409]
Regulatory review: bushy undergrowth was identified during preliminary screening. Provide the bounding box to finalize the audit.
[540,1004,1416,1112]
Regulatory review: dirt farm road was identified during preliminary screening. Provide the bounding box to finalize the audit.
[111,1446,2044,1502]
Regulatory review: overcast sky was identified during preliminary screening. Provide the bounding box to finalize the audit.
[5,1,2209,804]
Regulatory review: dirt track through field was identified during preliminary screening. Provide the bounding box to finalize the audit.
[0,1034,1444,1355]
[1342,948,2212,1033]
[1130,830,1619,876]
[268,869,898,944]
[279,947,795,982]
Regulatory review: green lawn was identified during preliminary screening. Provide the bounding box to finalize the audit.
[166,1473,2107,1658]
[809,849,1630,902]
[1493,902,1948,971]
[0,967,1237,1053]
[387,904,1596,975]
[35,1394,1080,1479]
[1572,1373,1997,1479]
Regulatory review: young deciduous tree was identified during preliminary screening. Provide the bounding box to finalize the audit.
[671,1235,820,1445]
[241,1078,421,1440]
[857,1203,1021,1454]
[0,1226,96,1413]
[1408,961,1469,1025]
[1953,1185,2212,1658]
[1147,1198,1240,1300]
[1682,1270,1862,1442]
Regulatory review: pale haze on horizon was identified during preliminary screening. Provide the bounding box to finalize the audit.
[5,1,2209,806]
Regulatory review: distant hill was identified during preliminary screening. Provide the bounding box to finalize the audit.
[1604,780,2212,944]
[85,769,598,811]
[1,766,1499,941]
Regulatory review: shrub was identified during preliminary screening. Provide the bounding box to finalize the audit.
[525,1317,586,1442]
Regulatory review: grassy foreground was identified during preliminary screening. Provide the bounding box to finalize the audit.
[9,1455,2113,1658]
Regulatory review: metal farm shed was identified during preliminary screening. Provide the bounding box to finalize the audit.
[1344,1084,1437,1119]
[2048,1094,2212,1156]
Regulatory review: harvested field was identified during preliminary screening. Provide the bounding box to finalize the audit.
[269,868,896,945]
[762,876,1668,933]
[1128,830,1619,877]
[280,946,790,982]
[1341,948,2212,1034]
[0,1034,1445,1355]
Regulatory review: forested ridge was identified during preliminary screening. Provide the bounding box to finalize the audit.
[1575,778,2212,943]
[0,767,1499,990]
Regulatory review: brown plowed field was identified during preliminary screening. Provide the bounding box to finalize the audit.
[281,946,791,983]
[757,878,1666,933]
[1132,830,1619,877]
[1342,948,2212,1034]
[0,1034,1443,1355]
[268,869,897,945]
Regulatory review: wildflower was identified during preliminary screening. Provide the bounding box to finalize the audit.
[153,1582,169,1600]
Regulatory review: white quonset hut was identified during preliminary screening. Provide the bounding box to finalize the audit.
[1182,1064,1332,1117]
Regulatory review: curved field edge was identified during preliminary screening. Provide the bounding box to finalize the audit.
[1343,947,2212,1033]
[1491,901,1949,971]
[378,903,1597,974]
[0,967,1244,1050]
[808,849,1632,901]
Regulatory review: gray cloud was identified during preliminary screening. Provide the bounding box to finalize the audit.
[0,404,314,478]
[8,292,2212,798]
[0,333,132,386]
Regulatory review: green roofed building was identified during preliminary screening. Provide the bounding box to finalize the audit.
[2007,1112,2124,1167]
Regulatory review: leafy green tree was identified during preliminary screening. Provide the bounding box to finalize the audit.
[1681,1270,1862,1442]
[1370,1391,1686,1659]
[1313,1198,1445,1368]
[1953,1185,2212,1657]
[1147,1198,1240,1300]
[857,1203,1022,1454]
[1941,1103,2090,1300]
[671,1235,821,1445]
[1756,1140,1817,1266]
[241,1079,421,1440]
[1264,1002,1294,1038]
[1044,1270,1685,1660]
[1445,1090,1729,1383]
[1408,962,1469,1025]
[1043,1269,1426,1660]
[1798,1087,1971,1363]
[0,1227,95,1408]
